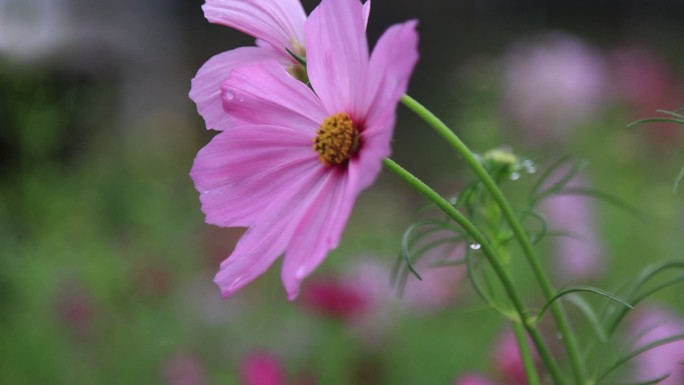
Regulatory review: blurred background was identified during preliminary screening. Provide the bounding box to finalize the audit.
[1,0,684,384]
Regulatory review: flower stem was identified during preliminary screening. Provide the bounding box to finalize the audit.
[512,322,541,385]
[383,158,565,385]
[400,94,587,384]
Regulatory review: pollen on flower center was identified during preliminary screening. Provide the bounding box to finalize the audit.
[313,113,360,166]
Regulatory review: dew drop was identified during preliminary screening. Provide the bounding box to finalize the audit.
[556,332,564,340]
[469,242,481,250]
[510,172,521,181]
[522,160,537,174]
[224,91,235,101]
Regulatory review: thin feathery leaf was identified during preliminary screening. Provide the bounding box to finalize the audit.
[597,333,684,383]
[519,207,548,244]
[465,247,496,308]
[555,187,644,220]
[537,286,633,321]
[528,154,575,198]
[673,163,684,194]
[532,159,589,204]
[632,273,684,305]
[604,373,671,385]
[627,117,684,128]
[606,261,684,335]
[565,294,608,343]
[656,109,684,120]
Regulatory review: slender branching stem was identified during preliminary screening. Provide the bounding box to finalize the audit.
[383,158,565,385]
[400,94,587,384]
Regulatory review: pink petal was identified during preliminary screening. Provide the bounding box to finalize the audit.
[363,1,371,29]
[362,20,419,131]
[202,0,306,54]
[305,0,369,116]
[221,60,327,130]
[190,47,284,131]
[349,21,419,192]
[214,165,326,297]
[190,126,315,227]
[282,170,355,299]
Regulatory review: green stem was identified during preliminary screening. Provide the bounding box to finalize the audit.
[513,322,541,385]
[400,94,587,384]
[383,158,565,385]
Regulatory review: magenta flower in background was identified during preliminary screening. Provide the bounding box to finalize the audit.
[609,46,684,147]
[492,329,537,385]
[190,0,418,299]
[501,33,609,145]
[190,0,370,131]
[300,277,371,322]
[631,307,684,385]
[453,373,500,385]
[240,352,287,385]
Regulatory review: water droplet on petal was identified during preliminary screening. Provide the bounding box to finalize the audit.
[469,242,481,250]
[225,91,235,101]
[510,172,521,181]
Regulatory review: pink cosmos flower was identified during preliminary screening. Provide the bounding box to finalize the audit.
[190,0,370,131]
[190,0,418,299]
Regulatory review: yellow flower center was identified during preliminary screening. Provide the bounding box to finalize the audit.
[313,112,360,166]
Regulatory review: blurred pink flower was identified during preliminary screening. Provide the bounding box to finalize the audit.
[631,307,684,385]
[609,46,684,146]
[610,46,683,115]
[190,0,370,132]
[300,277,371,322]
[454,373,500,385]
[300,256,463,328]
[162,352,207,385]
[240,353,287,385]
[502,33,609,144]
[492,329,537,385]
[191,0,418,299]
[54,280,95,341]
[541,172,604,280]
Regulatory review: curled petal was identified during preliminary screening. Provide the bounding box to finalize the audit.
[190,47,284,131]
[203,0,306,54]
[221,60,327,130]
